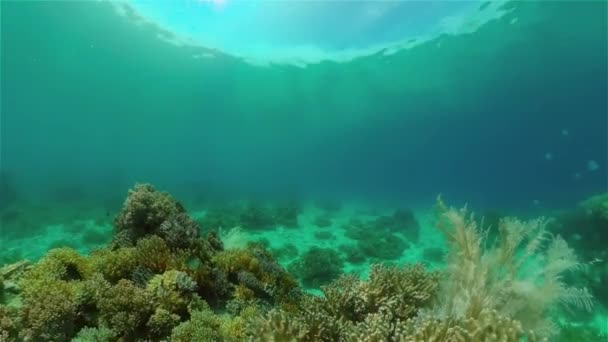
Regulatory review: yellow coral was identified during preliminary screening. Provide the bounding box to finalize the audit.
[135,235,188,273]
[23,247,91,282]
[146,270,196,315]
[213,249,261,274]
[89,247,137,283]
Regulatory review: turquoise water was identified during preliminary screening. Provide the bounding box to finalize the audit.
[1,1,607,341]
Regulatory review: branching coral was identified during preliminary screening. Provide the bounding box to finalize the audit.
[246,263,439,342]
[146,270,197,315]
[96,279,153,338]
[16,248,96,340]
[147,308,181,338]
[19,278,80,341]
[214,243,301,306]
[318,263,439,324]
[402,310,535,342]
[159,212,201,249]
[1,184,595,341]
[170,306,222,341]
[246,309,309,342]
[113,183,199,247]
[89,247,137,283]
[72,326,116,342]
[134,235,189,274]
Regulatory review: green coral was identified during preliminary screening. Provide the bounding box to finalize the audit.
[89,247,137,283]
[134,235,188,273]
[214,243,300,306]
[170,308,222,341]
[72,326,116,342]
[145,270,197,315]
[17,248,93,341]
[147,308,181,339]
[402,310,532,342]
[19,278,80,341]
[96,279,152,338]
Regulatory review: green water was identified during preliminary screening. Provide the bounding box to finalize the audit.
[0,1,607,341]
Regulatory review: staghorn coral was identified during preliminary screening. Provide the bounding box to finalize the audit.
[219,304,262,341]
[246,263,439,342]
[246,309,309,342]
[318,263,439,323]
[402,310,537,342]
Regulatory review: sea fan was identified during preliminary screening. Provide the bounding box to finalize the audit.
[434,196,593,338]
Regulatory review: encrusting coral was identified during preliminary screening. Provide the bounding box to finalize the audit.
[0,186,597,341]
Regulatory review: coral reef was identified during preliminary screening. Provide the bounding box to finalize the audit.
[0,186,599,341]
[112,183,199,248]
[433,197,593,339]
[374,208,420,242]
[344,218,409,260]
[288,247,344,288]
[247,263,439,341]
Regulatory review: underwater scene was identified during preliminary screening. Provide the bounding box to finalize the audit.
[1,0,607,341]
